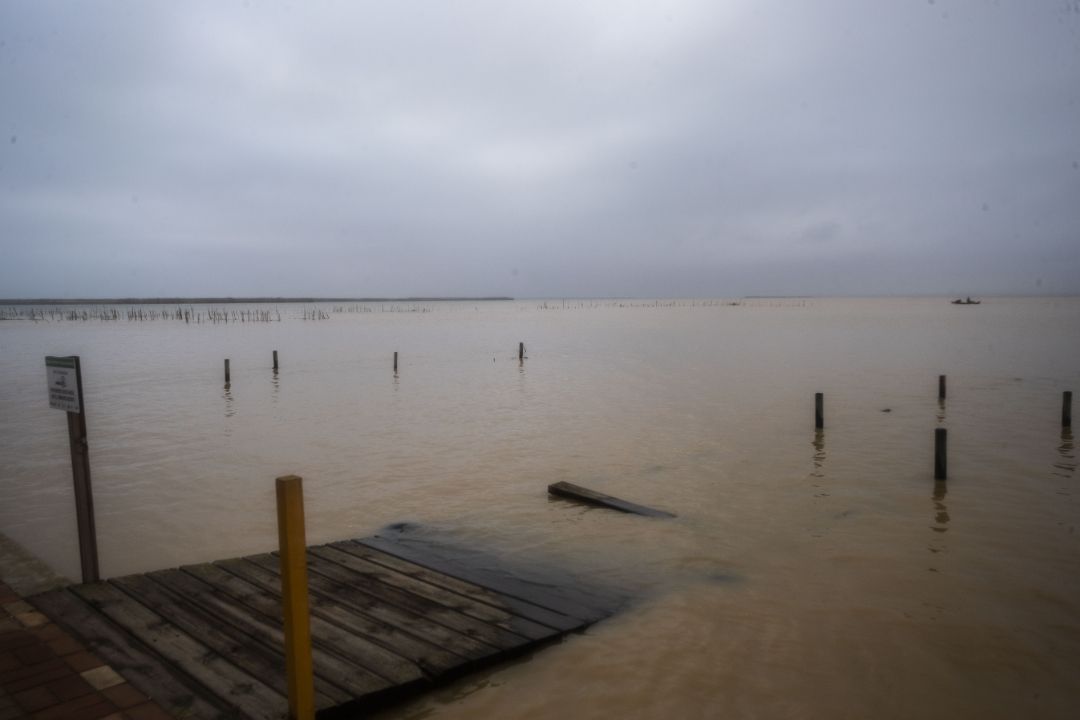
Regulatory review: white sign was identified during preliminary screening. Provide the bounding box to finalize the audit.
[46,356,81,413]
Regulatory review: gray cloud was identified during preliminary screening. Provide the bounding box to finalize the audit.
[1,0,1078,298]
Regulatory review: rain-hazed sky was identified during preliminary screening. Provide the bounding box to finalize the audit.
[1,1,1078,299]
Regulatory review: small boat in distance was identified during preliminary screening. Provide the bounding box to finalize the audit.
[951,297,981,305]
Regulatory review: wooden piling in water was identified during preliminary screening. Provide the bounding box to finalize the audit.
[276,475,315,720]
[224,359,230,385]
[394,351,398,374]
[273,350,278,371]
[815,393,824,430]
[938,375,946,401]
[934,428,947,480]
[519,342,525,361]
[1064,391,1073,428]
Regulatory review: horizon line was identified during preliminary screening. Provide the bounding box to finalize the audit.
[2,293,1077,306]
[0,296,516,305]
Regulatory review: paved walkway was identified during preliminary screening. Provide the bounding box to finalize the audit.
[0,537,181,720]
[1,579,173,719]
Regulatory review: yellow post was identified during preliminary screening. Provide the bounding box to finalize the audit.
[276,475,315,720]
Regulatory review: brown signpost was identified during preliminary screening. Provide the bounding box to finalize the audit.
[46,355,99,583]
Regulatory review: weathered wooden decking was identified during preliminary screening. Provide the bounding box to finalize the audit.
[28,530,621,719]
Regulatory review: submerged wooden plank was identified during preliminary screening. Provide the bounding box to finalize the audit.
[548,481,676,518]
[163,565,387,701]
[330,541,582,636]
[215,557,425,686]
[310,545,538,652]
[358,534,613,626]
[71,581,286,720]
[29,588,229,720]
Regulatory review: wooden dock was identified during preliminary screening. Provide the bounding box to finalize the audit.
[27,529,622,719]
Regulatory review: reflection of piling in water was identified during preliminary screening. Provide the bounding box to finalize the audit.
[1064,391,1073,428]
[934,428,947,480]
[222,384,235,420]
[1054,429,1075,478]
[812,430,826,477]
[815,393,824,430]
[931,480,950,539]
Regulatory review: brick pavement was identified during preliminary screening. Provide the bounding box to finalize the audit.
[0,579,173,719]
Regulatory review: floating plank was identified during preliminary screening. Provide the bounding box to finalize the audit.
[28,529,624,718]
[548,481,676,518]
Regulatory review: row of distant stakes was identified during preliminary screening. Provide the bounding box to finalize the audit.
[3,298,808,323]
[223,344,530,386]
[222,347,1073,483]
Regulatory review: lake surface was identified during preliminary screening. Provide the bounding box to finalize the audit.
[1,297,1078,719]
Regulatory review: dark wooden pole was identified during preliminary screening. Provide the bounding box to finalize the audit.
[224,358,231,385]
[1064,391,1073,428]
[67,357,99,584]
[519,342,525,361]
[815,393,824,430]
[938,375,946,401]
[934,427,947,480]
[393,351,398,374]
[273,350,279,371]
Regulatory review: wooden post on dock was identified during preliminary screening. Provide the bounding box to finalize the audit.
[519,342,525,361]
[273,351,279,371]
[224,359,231,385]
[934,428,947,480]
[1064,391,1073,428]
[815,393,824,430]
[46,356,99,584]
[394,351,398,374]
[938,375,946,401]
[275,475,315,720]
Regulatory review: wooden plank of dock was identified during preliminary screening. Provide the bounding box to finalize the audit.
[27,530,621,719]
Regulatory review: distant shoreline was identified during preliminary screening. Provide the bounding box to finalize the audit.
[0,297,514,305]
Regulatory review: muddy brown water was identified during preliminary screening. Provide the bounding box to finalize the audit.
[1,297,1078,718]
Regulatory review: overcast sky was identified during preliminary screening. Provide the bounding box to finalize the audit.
[1,1,1078,299]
